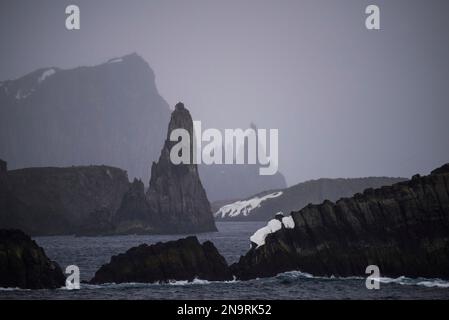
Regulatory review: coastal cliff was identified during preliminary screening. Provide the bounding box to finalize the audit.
[232,164,449,280]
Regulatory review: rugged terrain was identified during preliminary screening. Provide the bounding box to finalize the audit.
[231,164,449,280]
[215,177,407,221]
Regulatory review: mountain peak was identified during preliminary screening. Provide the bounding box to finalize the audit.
[106,53,145,64]
[175,102,185,110]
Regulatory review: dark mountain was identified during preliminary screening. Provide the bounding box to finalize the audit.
[231,164,449,280]
[214,176,407,221]
[0,54,288,201]
[0,53,170,183]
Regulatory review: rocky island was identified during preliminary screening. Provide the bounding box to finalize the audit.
[90,236,232,284]
[231,163,449,280]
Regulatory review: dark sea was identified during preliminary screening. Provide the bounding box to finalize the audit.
[1,222,449,300]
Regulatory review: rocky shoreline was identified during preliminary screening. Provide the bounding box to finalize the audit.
[1,163,449,289]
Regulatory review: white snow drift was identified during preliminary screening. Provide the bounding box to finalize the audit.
[249,212,295,248]
[38,69,56,83]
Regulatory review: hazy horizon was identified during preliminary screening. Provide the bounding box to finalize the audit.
[1,0,449,186]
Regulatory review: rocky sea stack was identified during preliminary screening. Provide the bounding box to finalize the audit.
[0,229,65,289]
[90,236,232,284]
[231,163,449,280]
[145,102,216,234]
[0,103,216,236]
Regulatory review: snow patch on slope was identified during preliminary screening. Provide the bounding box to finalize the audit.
[215,191,283,218]
[38,69,56,83]
[250,213,295,248]
[15,89,33,100]
[108,58,123,64]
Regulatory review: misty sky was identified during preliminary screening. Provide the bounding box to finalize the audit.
[1,0,449,185]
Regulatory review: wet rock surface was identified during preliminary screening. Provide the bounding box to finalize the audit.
[90,236,232,284]
[0,229,65,289]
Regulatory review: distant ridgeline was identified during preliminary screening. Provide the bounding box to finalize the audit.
[0,53,286,203]
[0,104,216,236]
[214,176,407,221]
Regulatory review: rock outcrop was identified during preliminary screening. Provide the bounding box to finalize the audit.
[146,102,216,233]
[113,178,158,234]
[0,229,65,289]
[90,236,232,284]
[0,164,130,235]
[231,164,449,280]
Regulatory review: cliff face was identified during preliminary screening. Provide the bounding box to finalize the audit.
[0,53,170,182]
[146,103,216,233]
[1,165,130,235]
[232,164,449,280]
[0,229,65,289]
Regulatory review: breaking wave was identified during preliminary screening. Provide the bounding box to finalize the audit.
[275,270,449,288]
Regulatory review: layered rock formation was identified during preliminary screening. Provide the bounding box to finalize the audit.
[0,229,65,289]
[146,103,216,234]
[232,164,449,280]
[0,164,130,235]
[90,236,232,284]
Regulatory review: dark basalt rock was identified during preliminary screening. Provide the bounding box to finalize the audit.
[0,164,130,235]
[113,178,158,234]
[147,102,216,233]
[231,164,449,280]
[90,236,232,284]
[0,229,65,289]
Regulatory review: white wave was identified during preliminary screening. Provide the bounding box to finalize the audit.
[276,271,449,288]
[0,287,29,291]
[277,270,363,281]
[81,277,239,289]
[375,276,449,288]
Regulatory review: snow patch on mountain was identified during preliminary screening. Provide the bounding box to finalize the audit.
[108,58,123,64]
[15,89,33,100]
[214,191,283,218]
[38,69,56,83]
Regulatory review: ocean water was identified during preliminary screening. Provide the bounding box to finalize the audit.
[1,222,449,300]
